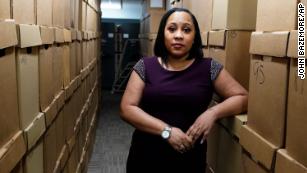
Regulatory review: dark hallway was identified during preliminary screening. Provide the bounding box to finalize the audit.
[87,91,134,173]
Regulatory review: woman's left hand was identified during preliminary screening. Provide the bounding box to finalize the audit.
[186,110,217,144]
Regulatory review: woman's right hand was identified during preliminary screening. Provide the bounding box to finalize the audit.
[167,127,193,153]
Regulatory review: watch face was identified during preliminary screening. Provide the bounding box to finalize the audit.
[162,130,170,139]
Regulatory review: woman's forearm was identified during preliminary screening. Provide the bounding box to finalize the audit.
[120,105,167,136]
[206,94,248,120]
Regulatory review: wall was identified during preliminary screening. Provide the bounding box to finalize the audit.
[101,1,142,19]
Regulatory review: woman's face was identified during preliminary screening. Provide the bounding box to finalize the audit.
[164,11,195,59]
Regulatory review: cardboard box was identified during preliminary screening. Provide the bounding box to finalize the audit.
[53,0,65,28]
[201,31,209,46]
[71,42,77,79]
[240,125,278,170]
[208,30,226,47]
[39,45,54,111]
[189,0,213,31]
[144,11,164,33]
[71,30,77,41]
[287,30,298,58]
[24,112,46,150]
[216,126,244,173]
[0,46,20,149]
[37,0,52,26]
[219,114,247,139]
[10,161,23,173]
[55,109,65,159]
[86,5,97,32]
[211,0,257,30]
[64,82,74,101]
[209,30,252,90]
[248,55,289,147]
[63,44,71,87]
[207,123,221,171]
[53,45,64,95]
[63,29,72,43]
[40,26,54,45]
[286,58,307,167]
[249,31,289,57]
[12,0,35,24]
[53,161,61,173]
[43,121,57,173]
[209,47,226,66]
[0,23,19,148]
[24,141,44,173]
[0,0,10,20]
[43,99,57,128]
[203,47,210,58]
[72,0,80,29]
[17,24,42,48]
[63,99,75,141]
[80,1,87,31]
[0,131,26,173]
[16,47,40,130]
[256,0,298,31]
[76,41,82,75]
[55,90,65,111]
[0,21,18,49]
[59,145,69,170]
[82,41,88,69]
[64,0,71,29]
[54,28,65,43]
[67,145,78,173]
[275,149,307,173]
[242,152,270,173]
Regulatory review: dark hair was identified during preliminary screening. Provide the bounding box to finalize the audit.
[154,8,203,63]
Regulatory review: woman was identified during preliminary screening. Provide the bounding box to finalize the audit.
[120,8,248,172]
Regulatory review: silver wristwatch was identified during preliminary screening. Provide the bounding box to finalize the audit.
[161,126,172,140]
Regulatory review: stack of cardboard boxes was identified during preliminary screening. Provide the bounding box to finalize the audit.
[139,0,166,56]
[0,0,102,173]
[206,0,257,171]
[241,0,307,173]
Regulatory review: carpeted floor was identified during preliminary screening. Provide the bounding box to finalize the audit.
[87,91,134,173]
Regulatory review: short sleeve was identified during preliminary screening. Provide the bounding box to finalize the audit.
[211,59,223,81]
[133,58,145,81]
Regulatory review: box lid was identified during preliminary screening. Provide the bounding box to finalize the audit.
[71,30,77,41]
[0,131,26,173]
[240,125,277,170]
[18,24,42,48]
[63,29,72,43]
[43,99,57,127]
[275,149,307,173]
[77,31,82,41]
[0,21,18,49]
[24,113,46,150]
[82,31,88,40]
[208,30,226,47]
[55,90,65,111]
[219,114,247,139]
[242,152,270,173]
[250,31,289,57]
[40,26,54,45]
[287,30,298,58]
[55,28,64,43]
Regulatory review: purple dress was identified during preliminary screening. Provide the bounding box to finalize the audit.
[127,56,222,172]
